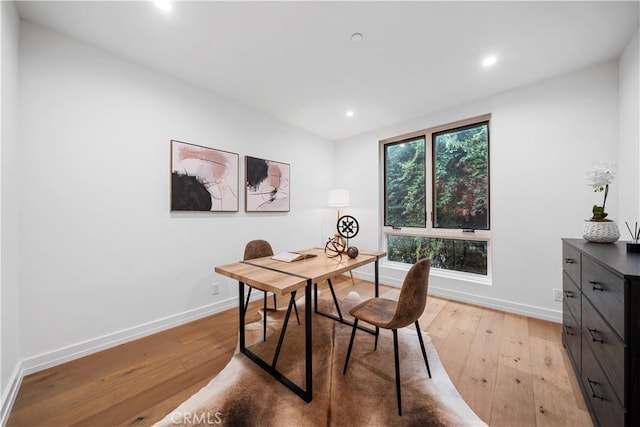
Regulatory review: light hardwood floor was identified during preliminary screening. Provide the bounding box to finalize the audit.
[7,277,592,426]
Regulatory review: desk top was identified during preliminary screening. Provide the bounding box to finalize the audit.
[215,247,386,295]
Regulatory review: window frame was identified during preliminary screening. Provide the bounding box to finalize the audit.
[380,114,492,279]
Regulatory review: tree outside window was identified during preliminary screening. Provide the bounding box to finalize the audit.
[434,122,489,230]
[384,137,426,228]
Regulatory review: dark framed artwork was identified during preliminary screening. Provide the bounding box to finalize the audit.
[245,156,290,212]
[171,140,239,212]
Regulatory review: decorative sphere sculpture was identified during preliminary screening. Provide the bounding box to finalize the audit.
[324,237,345,260]
[332,234,347,253]
[347,246,359,259]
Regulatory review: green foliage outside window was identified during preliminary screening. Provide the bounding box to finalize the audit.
[387,235,487,275]
[434,123,489,229]
[384,138,426,228]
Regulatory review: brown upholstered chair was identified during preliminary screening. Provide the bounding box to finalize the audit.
[343,258,432,416]
[243,240,300,341]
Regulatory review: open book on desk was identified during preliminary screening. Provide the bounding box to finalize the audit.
[271,252,318,262]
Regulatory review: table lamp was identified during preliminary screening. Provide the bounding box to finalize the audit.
[327,189,356,283]
[327,188,350,220]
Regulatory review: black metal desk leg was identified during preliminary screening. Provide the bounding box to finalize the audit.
[374,258,380,346]
[314,282,319,313]
[243,286,252,319]
[263,292,268,342]
[375,257,380,298]
[305,279,313,402]
[239,281,246,353]
[272,291,297,368]
[327,278,343,321]
[314,270,377,336]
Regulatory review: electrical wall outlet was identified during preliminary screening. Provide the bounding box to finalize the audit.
[212,283,220,295]
[553,288,563,302]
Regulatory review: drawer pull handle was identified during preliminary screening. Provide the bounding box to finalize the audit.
[563,290,574,299]
[563,325,575,336]
[564,258,575,264]
[587,378,605,400]
[587,328,605,344]
[589,281,605,292]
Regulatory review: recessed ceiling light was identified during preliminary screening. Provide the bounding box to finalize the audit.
[346,110,355,117]
[482,55,497,67]
[153,0,172,12]
[351,33,363,43]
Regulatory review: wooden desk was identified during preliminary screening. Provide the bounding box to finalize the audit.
[215,247,386,402]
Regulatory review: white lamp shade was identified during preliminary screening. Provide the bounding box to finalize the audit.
[327,189,350,207]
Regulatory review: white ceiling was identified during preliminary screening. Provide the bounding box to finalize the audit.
[15,1,640,141]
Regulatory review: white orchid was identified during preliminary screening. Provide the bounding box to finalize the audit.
[587,162,616,192]
[587,162,616,220]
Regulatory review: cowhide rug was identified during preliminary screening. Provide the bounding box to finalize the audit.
[155,292,487,427]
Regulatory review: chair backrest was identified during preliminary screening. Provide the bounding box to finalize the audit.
[243,240,274,261]
[387,258,431,329]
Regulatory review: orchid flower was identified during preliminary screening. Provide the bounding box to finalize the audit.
[587,162,615,220]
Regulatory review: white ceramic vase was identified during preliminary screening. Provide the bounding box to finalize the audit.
[582,220,620,243]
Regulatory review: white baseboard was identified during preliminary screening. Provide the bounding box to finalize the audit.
[0,295,241,426]
[427,286,562,323]
[1,364,22,427]
[353,270,562,323]
[20,296,239,376]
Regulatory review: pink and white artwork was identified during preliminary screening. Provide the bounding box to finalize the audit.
[245,156,290,212]
[171,140,239,212]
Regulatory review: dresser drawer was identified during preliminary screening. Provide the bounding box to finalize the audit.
[563,271,581,322]
[563,242,581,286]
[582,295,625,406]
[563,302,581,372]
[582,256,625,339]
[582,340,625,427]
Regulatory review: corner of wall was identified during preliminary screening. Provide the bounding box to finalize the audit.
[1,0,22,422]
[0,365,22,427]
[618,28,640,222]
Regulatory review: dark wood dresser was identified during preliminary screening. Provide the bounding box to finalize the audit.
[562,238,640,427]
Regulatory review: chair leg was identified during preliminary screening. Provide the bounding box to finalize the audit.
[393,329,402,416]
[272,293,277,311]
[415,320,432,378]
[374,326,379,351]
[343,318,359,375]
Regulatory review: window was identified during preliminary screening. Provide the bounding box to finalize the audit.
[382,115,490,276]
[384,137,426,228]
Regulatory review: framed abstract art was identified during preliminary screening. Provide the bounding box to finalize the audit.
[171,140,239,212]
[245,156,290,212]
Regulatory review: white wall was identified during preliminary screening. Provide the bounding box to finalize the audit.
[1,0,22,420]
[17,22,334,370]
[618,29,640,224]
[335,61,620,321]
